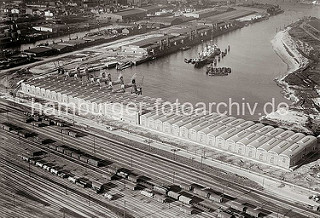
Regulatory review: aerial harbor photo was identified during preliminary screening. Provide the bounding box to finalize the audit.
[1,0,320,217]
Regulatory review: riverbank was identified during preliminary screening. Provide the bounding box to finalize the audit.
[261,17,320,134]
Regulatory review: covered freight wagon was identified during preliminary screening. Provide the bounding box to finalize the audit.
[141,189,154,198]
[167,191,181,200]
[178,195,193,204]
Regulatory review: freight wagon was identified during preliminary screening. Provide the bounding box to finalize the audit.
[209,192,224,203]
[193,200,218,212]
[92,181,104,193]
[141,189,154,198]
[125,180,138,190]
[116,168,130,179]
[68,130,79,137]
[167,191,181,200]
[1,122,13,131]
[178,195,193,204]
[61,129,69,135]
[154,193,166,203]
[153,185,168,195]
[76,178,91,188]
[180,182,191,191]
[138,179,154,189]
[18,129,33,138]
[179,205,194,214]
[127,173,139,183]
[88,157,102,167]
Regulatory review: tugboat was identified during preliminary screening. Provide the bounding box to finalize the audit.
[193,44,221,68]
[206,64,232,76]
[116,61,133,71]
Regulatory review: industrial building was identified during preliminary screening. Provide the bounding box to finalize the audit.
[20,73,318,169]
[106,8,146,22]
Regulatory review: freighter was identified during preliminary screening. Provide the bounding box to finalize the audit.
[185,44,221,68]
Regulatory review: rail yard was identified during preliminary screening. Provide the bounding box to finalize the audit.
[0,100,319,218]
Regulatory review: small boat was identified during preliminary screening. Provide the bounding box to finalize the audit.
[206,65,231,76]
[116,61,133,71]
[184,58,192,63]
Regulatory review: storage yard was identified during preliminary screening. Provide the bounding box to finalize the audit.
[0,102,319,217]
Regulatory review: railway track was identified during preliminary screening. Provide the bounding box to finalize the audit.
[0,101,319,217]
[0,129,209,218]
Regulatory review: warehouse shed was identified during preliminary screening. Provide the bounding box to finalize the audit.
[207,125,231,147]
[225,130,252,153]
[189,121,211,141]
[236,120,255,130]
[267,140,295,166]
[180,119,206,139]
[275,130,295,141]
[235,132,261,156]
[172,117,198,137]
[256,138,281,162]
[197,123,222,144]
[155,114,176,132]
[162,115,185,134]
[245,135,271,159]
[216,127,243,150]
[247,123,265,132]
[265,128,285,138]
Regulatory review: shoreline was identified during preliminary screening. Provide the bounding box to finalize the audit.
[261,26,315,134]
[271,27,309,104]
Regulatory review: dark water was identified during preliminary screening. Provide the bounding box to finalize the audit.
[107,1,320,120]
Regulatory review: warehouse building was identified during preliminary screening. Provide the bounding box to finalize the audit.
[236,120,255,130]
[216,127,243,150]
[197,123,222,145]
[235,132,261,156]
[256,138,281,162]
[275,130,295,141]
[180,119,206,139]
[245,135,271,159]
[189,121,211,142]
[20,74,318,169]
[207,125,230,147]
[267,140,295,165]
[226,130,252,153]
